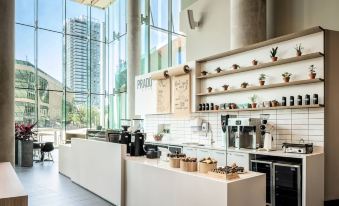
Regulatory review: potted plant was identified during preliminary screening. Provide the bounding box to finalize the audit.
[250,94,258,108]
[207,87,213,93]
[258,74,266,86]
[271,100,279,107]
[232,64,240,70]
[222,84,229,91]
[282,72,292,83]
[201,71,208,76]
[309,65,317,79]
[241,82,248,88]
[153,133,164,141]
[252,59,258,66]
[215,67,222,73]
[295,43,304,56]
[270,46,278,62]
[15,122,36,167]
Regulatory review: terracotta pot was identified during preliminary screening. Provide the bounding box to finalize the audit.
[283,77,290,83]
[309,73,316,79]
[252,60,258,66]
[207,87,212,93]
[222,85,229,91]
[271,101,279,107]
[272,57,278,62]
[215,105,219,110]
[259,80,265,86]
[252,103,257,108]
[201,71,208,76]
[296,51,302,56]
[232,64,239,70]
[230,103,236,109]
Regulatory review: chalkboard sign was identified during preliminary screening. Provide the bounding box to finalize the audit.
[173,74,191,116]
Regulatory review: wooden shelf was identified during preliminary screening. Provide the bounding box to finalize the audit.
[197,52,324,79]
[197,78,324,96]
[195,104,324,113]
[197,26,323,62]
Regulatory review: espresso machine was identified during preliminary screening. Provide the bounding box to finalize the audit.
[222,116,261,149]
[129,118,146,156]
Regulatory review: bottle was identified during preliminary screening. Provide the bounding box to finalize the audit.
[282,97,286,106]
[211,103,214,110]
[290,96,294,106]
[198,104,202,111]
[202,103,205,111]
[297,95,302,106]
[206,103,210,110]
[313,94,319,105]
[305,94,310,105]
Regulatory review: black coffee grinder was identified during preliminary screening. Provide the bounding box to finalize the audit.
[130,118,146,156]
[120,119,131,153]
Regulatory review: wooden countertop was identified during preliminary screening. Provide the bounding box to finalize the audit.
[0,162,28,206]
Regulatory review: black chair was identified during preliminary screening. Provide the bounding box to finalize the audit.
[41,142,54,162]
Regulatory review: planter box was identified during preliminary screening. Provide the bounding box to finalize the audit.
[17,140,33,167]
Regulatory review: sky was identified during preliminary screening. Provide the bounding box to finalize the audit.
[15,0,181,83]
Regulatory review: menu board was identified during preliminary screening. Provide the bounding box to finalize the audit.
[156,78,171,114]
[173,74,191,116]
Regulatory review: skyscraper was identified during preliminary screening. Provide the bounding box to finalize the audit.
[64,16,101,106]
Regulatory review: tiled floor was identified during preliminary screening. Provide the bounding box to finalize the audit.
[15,150,113,206]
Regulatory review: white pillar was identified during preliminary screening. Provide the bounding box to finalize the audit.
[0,0,15,165]
[230,0,267,49]
[126,0,141,119]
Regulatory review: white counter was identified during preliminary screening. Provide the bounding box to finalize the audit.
[125,156,266,206]
[59,139,126,206]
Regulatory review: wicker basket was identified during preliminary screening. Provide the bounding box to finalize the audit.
[180,160,197,172]
[169,157,182,168]
[198,162,217,173]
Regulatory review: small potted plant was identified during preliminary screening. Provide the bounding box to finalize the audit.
[252,59,258,66]
[241,82,248,88]
[282,72,292,83]
[207,87,213,93]
[201,71,208,76]
[222,84,229,91]
[232,64,240,70]
[270,46,278,62]
[230,103,237,109]
[271,100,279,107]
[153,133,164,141]
[295,43,304,56]
[215,67,222,73]
[309,65,317,79]
[258,74,266,86]
[250,94,258,108]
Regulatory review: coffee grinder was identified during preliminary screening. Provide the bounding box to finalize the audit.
[130,118,146,156]
[259,114,276,151]
[120,119,132,153]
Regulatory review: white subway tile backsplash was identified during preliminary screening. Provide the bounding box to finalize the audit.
[144,108,325,147]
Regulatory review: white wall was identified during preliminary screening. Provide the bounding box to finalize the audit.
[181,0,339,61]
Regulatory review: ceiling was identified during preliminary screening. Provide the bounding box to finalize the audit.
[73,0,115,9]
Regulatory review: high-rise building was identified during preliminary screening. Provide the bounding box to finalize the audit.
[64,16,101,106]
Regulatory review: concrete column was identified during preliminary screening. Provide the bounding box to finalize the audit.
[230,0,266,49]
[0,0,15,165]
[126,0,141,119]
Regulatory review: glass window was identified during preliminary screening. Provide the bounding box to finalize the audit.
[172,34,186,66]
[66,93,88,129]
[15,0,35,26]
[150,28,169,72]
[150,0,169,29]
[15,88,37,125]
[38,0,64,32]
[172,0,182,33]
[15,25,35,67]
[38,30,63,88]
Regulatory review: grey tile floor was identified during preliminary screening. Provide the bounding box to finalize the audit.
[15,149,113,206]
